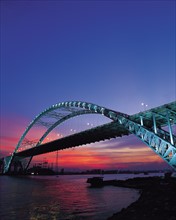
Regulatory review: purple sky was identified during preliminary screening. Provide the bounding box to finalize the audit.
[1,0,175,170]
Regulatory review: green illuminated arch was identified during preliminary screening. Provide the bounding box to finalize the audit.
[4,101,176,173]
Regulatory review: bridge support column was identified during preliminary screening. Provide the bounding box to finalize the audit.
[152,113,157,134]
[166,111,174,145]
[24,156,33,172]
[140,116,143,126]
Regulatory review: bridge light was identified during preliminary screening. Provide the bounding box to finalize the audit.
[88,104,91,110]
[141,102,148,111]
[101,108,105,115]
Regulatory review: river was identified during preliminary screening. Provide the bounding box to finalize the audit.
[0,173,162,220]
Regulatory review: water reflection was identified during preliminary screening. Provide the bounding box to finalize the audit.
[0,175,140,220]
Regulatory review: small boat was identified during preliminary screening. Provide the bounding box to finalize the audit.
[87,176,104,187]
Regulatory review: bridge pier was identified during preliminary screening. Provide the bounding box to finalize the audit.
[1,157,27,175]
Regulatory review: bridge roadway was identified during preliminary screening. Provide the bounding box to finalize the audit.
[15,101,176,158]
[15,121,129,157]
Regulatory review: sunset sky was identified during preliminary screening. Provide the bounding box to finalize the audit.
[1,0,175,171]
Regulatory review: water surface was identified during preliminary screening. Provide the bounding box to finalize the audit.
[0,174,141,220]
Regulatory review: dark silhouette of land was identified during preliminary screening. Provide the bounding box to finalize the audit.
[106,174,176,220]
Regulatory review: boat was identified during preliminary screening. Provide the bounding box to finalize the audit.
[87,176,104,187]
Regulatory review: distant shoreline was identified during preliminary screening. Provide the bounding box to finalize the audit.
[1,168,172,176]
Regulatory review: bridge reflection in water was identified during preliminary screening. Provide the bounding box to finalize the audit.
[1,101,176,174]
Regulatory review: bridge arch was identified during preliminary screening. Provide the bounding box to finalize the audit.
[3,101,176,173]
[4,101,128,173]
[15,101,127,152]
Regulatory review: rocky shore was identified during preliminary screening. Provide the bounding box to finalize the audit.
[107,175,176,220]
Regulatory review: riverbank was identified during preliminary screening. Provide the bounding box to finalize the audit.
[107,175,176,220]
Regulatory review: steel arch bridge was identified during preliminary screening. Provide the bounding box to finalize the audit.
[2,101,176,174]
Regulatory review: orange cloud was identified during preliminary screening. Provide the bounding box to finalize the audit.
[30,142,169,170]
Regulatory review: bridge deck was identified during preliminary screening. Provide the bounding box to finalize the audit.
[16,101,176,158]
[16,122,129,157]
[130,101,176,128]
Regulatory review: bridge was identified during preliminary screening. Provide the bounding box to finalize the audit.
[1,101,176,174]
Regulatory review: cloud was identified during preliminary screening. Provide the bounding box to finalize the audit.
[1,114,173,171]
[31,141,168,171]
[80,135,147,152]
